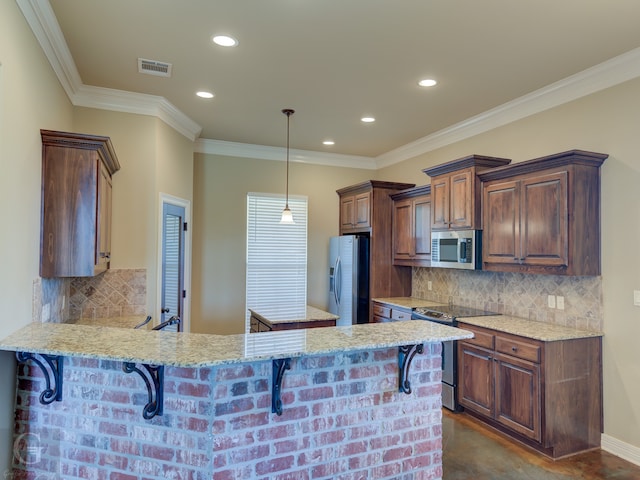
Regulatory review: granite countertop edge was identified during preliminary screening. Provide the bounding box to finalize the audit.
[0,321,473,368]
[374,297,602,342]
[457,315,603,342]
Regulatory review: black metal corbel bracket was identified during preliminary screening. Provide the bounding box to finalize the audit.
[16,352,64,404]
[272,358,291,416]
[122,362,164,419]
[398,344,424,394]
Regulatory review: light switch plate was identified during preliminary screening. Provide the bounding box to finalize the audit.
[428,281,432,291]
[556,296,565,310]
[547,295,556,309]
[634,290,640,306]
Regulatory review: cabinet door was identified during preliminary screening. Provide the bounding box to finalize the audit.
[458,342,494,418]
[520,172,568,267]
[413,196,431,259]
[494,352,541,442]
[40,147,98,277]
[340,195,355,230]
[431,176,450,230]
[483,180,520,265]
[392,199,413,263]
[354,192,371,228]
[449,170,473,229]
[96,162,112,273]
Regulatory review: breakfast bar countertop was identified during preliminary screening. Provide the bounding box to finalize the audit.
[458,314,603,342]
[0,320,473,368]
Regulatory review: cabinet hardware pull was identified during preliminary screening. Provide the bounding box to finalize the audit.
[512,346,518,352]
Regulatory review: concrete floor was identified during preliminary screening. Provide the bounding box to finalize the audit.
[442,411,640,479]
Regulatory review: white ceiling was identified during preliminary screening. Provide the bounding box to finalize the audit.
[25,0,640,164]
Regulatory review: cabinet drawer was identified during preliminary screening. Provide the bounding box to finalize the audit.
[496,335,541,363]
[372,303,391,318]
[459,324,494,349]
[373,315,391,323]
[391,309,411,321]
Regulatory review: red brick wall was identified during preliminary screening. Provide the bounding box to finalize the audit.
[11,344,443,479]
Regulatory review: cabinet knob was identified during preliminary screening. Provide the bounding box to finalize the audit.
[511,346,518,352]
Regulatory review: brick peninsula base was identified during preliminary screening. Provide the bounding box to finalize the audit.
[12,345,444,479]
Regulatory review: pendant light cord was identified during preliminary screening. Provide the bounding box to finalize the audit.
[283,109,294,209]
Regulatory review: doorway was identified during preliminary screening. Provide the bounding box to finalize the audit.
[158,194,191,332]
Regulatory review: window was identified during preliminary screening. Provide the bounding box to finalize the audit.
[246,193,308,331]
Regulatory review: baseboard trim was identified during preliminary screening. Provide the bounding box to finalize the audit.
[601,434,640,467]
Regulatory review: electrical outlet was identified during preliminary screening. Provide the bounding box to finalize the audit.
[42,303,50,322]
[634,290,640,306]
[427,281,432,291]
[547,295,556,309]
[556,295,565,310]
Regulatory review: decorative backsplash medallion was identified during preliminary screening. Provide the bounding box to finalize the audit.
[69,269,147,320]
[412,268,603,332]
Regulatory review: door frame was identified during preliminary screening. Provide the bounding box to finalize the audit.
[156,193,192,332]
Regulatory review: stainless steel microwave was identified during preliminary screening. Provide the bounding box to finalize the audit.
[431,230,482,270]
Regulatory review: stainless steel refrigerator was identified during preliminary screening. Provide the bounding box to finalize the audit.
[328,235,370,326]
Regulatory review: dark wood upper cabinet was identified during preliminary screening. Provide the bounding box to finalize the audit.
[423,155,511,230]
[390,185,432,267]
[40,130,120,278]
[479,150,607,275]
[336,180,415,321]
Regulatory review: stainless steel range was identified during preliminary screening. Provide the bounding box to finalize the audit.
[411,305,499,411]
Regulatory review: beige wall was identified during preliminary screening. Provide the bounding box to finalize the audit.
[72,110,195,317]
[191,153,373,334]
[0,0,75,471]
[379,77,640,451]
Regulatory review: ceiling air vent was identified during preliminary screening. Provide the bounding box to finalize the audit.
[138,58,172,77]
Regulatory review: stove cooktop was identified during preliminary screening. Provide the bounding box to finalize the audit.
[412,305,500,324]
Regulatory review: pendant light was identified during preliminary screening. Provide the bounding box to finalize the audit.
[280,108,295,224]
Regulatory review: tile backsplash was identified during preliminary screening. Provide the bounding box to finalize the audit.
[69,269,147,319]
[32,277,69,323]
[412,268,603,332]
[33,269,148,323]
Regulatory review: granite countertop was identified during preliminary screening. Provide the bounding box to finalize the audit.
[0,321,472,368]
[249,305,339,325]
[457,315,603,342]
[372,297,446,310]
[66,315,151,329]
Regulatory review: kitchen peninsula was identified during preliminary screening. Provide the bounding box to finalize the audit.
[249,305,339,332]
[1,320,471,479]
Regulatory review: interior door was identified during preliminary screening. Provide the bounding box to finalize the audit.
[161,202,185,331]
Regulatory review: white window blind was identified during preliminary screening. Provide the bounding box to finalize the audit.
[246,193,307,330]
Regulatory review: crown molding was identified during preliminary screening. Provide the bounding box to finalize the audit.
[376,46,640,168]
[17,0,202,141]
[16,0,82,98]
[195,139,377,169]
[74,85,202,141]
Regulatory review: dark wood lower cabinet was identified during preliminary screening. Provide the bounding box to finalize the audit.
[458,322,602,458]
[494,352,541,442]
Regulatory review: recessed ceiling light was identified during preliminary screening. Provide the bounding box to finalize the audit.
[361,117,376,123]
[323,140,335,146]
[196,91,214,99]
[418,78,437,87]
[212,35,238,47]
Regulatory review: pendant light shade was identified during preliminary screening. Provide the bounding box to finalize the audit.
[280,108,295,224]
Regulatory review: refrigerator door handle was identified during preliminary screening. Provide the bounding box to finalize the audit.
[335,256,342,306]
